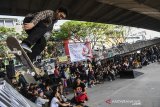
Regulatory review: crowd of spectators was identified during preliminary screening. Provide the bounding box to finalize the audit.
[5,45,160,107]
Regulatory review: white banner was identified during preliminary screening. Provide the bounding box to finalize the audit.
[68,42,92,62]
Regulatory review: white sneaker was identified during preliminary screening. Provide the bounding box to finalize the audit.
[21,43,32,53]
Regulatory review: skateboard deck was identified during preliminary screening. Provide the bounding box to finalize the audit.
[6,36,37,73]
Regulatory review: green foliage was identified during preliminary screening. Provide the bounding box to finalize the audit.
[18,30,27,40]
[0,26,28,40]
[0,27,16,40]
[51,30,69,41]
[0,26,24,58]
[0,41,7,57]
[0,27,16,57]
[55,21,124,40]
[52,21,125,49]
[0,27,15,34]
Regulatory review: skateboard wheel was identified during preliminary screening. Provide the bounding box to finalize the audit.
[17,51,22,55]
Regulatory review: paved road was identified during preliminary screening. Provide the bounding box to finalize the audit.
[67,62,160,107]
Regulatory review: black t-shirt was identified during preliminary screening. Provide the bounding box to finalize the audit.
[70,66,76,74]
[78,65,83,72]
[73,82,86,94]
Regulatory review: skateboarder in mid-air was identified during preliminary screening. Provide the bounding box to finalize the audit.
[21,6,68,62]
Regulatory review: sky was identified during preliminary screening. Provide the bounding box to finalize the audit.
[0,15,24,20]
[125,27,160,43]
[0,15,68,28]
[53,20,68,29]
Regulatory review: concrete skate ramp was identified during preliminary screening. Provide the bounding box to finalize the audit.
[0,80,39,107]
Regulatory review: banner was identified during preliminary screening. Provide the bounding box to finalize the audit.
[68,42,92,62]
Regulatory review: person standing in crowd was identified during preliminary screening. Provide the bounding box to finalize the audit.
[54,65,60,84]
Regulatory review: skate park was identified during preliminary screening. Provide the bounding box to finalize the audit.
[0,0,160,107]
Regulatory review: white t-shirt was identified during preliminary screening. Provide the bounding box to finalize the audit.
[50,97,59,107]
[35,97,49,107]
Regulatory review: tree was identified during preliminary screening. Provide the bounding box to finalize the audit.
[0,26,23,58]
[17,30,27,40]
[45,21,126,58]
[52,21,125,49]
[50,30,69,41]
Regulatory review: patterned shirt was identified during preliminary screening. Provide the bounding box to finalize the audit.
[25,10,56,27]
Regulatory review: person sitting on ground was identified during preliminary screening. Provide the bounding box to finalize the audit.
[44,84,53,101]
[50,90,71,107]
[35,90,49,107]
[72,78,88,104]
[88,67,96,87]
[57,82,68,102]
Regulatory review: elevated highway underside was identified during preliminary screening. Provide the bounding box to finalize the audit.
[0,0,160,32]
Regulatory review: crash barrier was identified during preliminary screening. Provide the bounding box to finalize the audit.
[117,38,160,54]
[102,38,160,59]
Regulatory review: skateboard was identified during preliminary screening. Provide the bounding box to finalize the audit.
[6,36,37,73]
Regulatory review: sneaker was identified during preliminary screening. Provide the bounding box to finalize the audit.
[21,43,32,53]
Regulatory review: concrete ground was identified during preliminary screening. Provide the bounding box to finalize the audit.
[67,62,160,107]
